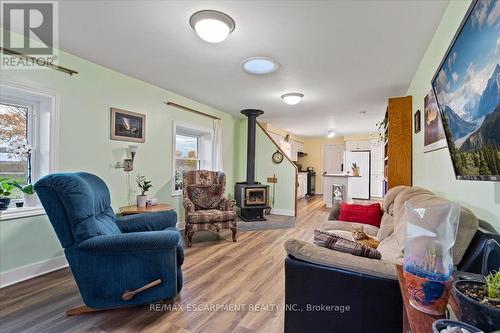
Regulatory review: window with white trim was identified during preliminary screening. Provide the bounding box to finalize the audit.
[0,103,30,198]
[0,83,56,217]
[173,123,212,194]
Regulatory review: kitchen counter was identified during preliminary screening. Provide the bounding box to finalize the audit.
[322,173,360,177]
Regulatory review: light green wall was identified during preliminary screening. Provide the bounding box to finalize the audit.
[235,119,296,214]
[407,0,500,232]
[0,41,238,274]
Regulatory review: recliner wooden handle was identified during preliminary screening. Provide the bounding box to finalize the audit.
[122,279,162,301]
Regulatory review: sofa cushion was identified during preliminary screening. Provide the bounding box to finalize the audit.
[285,238,397,280]
[452,207,479,265]
[377,235,404,264]
[321,220,379,238]
[338,203,382,227]
[383,186,411,215]
[314,230,381,259]
[187,209,236,223]
[384,186,479,265]
[186,184,224,210]
[392,187,435,252]
[328,202,341,221]
[377,213,395,241]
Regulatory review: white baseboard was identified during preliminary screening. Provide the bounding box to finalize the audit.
[0,255,68,288]
[270,208,295,216]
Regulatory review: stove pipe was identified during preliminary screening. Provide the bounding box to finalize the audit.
[240,109,264,184]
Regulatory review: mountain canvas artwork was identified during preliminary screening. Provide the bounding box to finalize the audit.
[424,90,447,152]
[432,0,500,180]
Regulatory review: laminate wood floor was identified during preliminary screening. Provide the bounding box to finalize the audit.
[0,195,333,333]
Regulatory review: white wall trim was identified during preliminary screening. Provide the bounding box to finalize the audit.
[0,255,68,288]
[270,208,295,217]
[0,206,45,221]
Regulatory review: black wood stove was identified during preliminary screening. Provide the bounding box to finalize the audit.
[235,109,270,222]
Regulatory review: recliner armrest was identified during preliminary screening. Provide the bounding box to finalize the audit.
[284,238,396,280]
[115,211,177,232]
[79,230,180,252]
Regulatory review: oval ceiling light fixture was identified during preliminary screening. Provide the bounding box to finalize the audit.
[327,129,336,138]
[189,10,235,43]
[242,57,279,75]
[281,92,304,105]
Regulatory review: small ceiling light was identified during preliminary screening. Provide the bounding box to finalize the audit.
[327,129,336,138]
[189,10,235,43]
[242,57,279,75]
[281,93,304,105]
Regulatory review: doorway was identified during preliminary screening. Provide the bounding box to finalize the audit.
[321,144,344,193]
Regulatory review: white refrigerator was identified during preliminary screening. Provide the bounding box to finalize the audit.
[345,151,370,200]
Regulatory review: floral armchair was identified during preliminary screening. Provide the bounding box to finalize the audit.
[183,170,237,247]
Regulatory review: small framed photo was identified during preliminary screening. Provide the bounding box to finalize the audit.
[414,109,421,134]
[110,108,146,143]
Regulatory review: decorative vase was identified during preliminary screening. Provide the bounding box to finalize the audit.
[23,193,38,207]
[136,195,147,207]
[0,198,11,211]
[403,267,452,315]
[452,280,500,332]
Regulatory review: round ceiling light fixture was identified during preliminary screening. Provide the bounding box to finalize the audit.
[189,10,235,43]
[327,129,336,138]
[281,92,304,105]
[242,57,279,75]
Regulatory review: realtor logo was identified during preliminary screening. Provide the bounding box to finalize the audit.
[1,1,58,68]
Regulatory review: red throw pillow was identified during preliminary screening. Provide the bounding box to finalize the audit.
[338,203,382,227]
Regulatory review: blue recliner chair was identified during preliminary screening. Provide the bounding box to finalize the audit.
[35,172,183,313]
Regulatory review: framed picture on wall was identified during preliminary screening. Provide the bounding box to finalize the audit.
[414,109,421,134]
[423,89,447,153]
[110,108,146,143]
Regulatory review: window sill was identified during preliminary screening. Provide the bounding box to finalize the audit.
[172,191,182,197]
[0,206,45,221]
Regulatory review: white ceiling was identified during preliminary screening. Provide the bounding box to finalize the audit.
[57,0,449,137]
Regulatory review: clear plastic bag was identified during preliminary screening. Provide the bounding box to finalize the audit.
[402,201,461,315]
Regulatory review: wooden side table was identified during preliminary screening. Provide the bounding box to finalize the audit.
[396,265,445,333]
[119,204,175,215]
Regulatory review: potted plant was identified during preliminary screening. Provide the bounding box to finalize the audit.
[452,270,500,332]
[8,139,37,206]
[13,182,36,207]
[0,178,15,211]
[375,116,388,144]
[136,174,152,207]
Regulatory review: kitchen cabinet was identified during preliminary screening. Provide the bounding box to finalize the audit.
[289,139,304,162]
[370,173,384,198]
[370,139,385,198]
[297,172,308,198]
[269,132,283,146]
[266,130,304,162]
[280,141,291,159]
[345,140,370,151]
